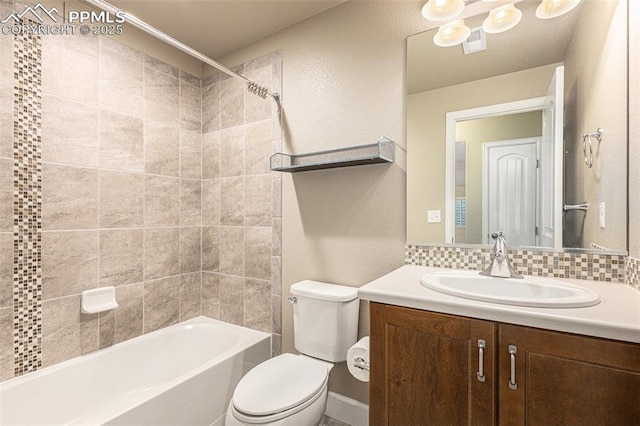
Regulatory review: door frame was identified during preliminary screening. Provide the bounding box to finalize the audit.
[482,137,541,245]
[444,97,546,244]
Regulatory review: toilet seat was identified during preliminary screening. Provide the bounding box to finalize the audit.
[231,353,330,423]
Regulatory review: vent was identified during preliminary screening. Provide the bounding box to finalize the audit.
[462,27,486,55]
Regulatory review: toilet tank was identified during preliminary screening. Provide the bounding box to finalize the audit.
[290,281,359,362]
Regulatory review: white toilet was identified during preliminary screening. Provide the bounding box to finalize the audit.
[225,280,359,426]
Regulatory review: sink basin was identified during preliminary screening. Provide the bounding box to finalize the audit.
[420,270,600,308]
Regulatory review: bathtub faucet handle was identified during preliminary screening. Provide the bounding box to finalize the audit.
[287,296,297,304]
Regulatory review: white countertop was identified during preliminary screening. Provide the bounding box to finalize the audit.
[359,265,640,344]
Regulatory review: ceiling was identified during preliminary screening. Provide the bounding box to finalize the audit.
[107,0,346,59]
[407,0,582,94]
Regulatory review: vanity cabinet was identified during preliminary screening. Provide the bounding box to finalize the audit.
[370,302,640,426]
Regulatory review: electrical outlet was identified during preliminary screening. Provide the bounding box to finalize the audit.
[427,210,441,223]
[599,202,605,228]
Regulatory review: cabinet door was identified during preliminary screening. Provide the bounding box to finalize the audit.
[498,324,640,425]
[370,303,497,426]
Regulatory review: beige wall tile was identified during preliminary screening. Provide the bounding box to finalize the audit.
[144,55,179,78]
[180,129,201,180]
[202,131,220,180]
[144,66,179,126]
[0,158,11,232]
[42,34,98,105]
[244,120,272,175]
[144,228,180,280]
[244,66,272,124]
[244,278,271,332]
[179,272,201,321]
[0,306,12,381]
[100,229,143,287]
[0,21,11,85]
[202,79,220,133]
[271,256,282,297]
[220,227,244,276]
[180,70,201,87]
[42,95,99,167]
[202,272,220,319]
[42,164,99,230]
[272,179,282,218]
[42,295,99,367]
[181,179,202,226]
[100,110,144,173]
[272,294,282,334]
[202,179,220,226]
[220,73,245,129]
[272,218,282,256]
[220,127,244,177]
[145,175,180,227]
[0,234,11,309]
[0,83,11,158]
[180,77,202,132]
[272,333,282,358]
[245,227,271,280]
[220,274,243,325]
[42,231,99,300]
[220,177,244,226]
[144,123,180,177]
[100,170,144,228]
[99,282,143,348]
[180,226,201,274]
[144,276,180,333]
[99,39,144,118]
[245,175,272,226]
[202,226,219,272]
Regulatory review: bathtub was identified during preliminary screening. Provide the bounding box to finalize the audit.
[0,316,271,426]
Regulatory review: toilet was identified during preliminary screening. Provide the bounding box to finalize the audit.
[225,280,359,426]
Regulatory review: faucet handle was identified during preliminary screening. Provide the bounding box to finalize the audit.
[491,233,499,240]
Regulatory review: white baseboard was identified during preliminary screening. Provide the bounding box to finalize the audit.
[325,391,369,426]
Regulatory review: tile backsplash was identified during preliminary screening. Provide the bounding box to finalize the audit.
[405,244,627,283]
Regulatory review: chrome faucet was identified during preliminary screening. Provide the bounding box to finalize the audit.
[480,232,523,279]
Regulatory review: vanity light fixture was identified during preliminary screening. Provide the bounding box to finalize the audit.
[536,0,582,19]
[433,20,472,47]
[482,3,522,33]
[421,0,466,21]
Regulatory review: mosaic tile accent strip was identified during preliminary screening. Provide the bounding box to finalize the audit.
[12,19,43,375]
[406,244,626,283]
[625,256,640,289]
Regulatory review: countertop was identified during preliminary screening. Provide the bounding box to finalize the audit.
[358,265,640,344]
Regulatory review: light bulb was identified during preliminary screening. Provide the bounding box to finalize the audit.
[422,0,465,21]
[433,20,471,47]
[536,0,582,19]
[482,3,522,34]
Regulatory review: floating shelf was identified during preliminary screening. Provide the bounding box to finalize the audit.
[270,136,395,173]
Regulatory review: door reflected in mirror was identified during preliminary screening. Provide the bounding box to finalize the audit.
[407,0,628,252]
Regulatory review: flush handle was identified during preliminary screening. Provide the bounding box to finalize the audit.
[287,296,297,304]
[477,339,486,382]
[509,345,518,390]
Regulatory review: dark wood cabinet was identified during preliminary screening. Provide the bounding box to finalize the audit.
[370,302,640,426]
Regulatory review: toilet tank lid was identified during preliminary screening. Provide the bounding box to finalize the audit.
[290,280,358,302]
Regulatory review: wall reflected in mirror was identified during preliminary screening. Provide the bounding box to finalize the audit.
[407,0,628,252]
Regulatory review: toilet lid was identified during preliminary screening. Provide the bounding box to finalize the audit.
[232,353,329,416]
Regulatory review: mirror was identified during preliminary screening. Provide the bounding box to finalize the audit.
[407,0,628,252]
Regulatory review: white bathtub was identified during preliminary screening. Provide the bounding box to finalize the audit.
[0,316,271,426]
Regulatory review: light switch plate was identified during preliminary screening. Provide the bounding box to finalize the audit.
[427,210,441,223]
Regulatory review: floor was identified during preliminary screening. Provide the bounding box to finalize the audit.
[323,415,351,426]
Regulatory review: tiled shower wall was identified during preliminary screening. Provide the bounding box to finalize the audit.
[0,10,282,379]
[200,52,283,355]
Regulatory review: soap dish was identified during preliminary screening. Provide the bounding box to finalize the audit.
[81,287,118,314]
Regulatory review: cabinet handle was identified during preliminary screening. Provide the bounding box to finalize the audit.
[508,345,518,390]
[477,339,486,382]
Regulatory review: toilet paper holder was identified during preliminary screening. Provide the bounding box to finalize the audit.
[353,357,370,372]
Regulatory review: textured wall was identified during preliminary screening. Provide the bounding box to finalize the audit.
[563,0,628,251]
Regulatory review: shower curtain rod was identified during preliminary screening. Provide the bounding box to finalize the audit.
[84,0,280,101]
